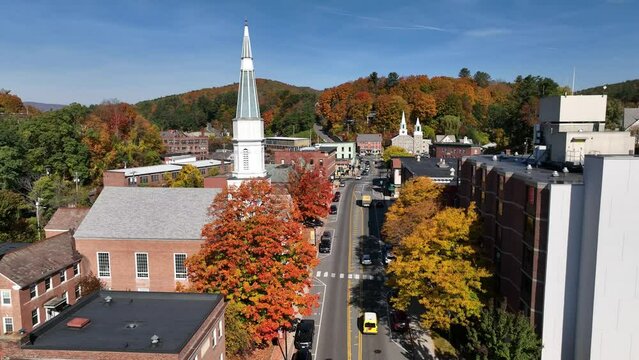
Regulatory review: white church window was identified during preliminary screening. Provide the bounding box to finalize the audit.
[242,149,249,170]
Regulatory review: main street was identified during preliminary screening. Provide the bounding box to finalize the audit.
[309,155,413,360]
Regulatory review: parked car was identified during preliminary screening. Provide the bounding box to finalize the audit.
[356,175,362,180]
[339,181,345,187]
[320,231,331,242]
[390,310,409,332]
[332,195,340,202]
[361,254,372,265]
[292,349,313,360]
[303,218,324,228]
[329,205,338,215]
[294,319,315,349]
[319,238,331,253]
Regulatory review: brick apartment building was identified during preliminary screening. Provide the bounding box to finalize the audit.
[2,290,226,360]
[0,233,83,335]
[457,95,638,359]
[272,147,336,178]
[161,130,209,159]
[431,139,482,159]
[356,133,382,155]
[73,187,221,292]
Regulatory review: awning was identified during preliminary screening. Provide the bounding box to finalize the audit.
[44,296,67,310]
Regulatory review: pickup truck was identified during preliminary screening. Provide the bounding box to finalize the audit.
[361,194,372,207]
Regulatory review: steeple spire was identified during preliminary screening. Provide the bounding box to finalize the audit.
[230,21,267,183]
[236,22,259,119]
[414,118,422,134]
[399,111,408,136]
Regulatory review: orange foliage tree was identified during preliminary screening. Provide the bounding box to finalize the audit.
[287,161,333,221]
[185,180,318,344]
[0,91,25,114]
[374,94,408,133]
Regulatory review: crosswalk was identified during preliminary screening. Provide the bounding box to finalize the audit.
[315,270,385,281]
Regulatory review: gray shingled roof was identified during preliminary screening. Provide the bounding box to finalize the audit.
[624,108,639,130]
[266,164,292,183]
[0,233,81,288]
[356,133,382,142]
[74,187,220,240]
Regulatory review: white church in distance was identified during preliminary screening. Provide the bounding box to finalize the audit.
[390,112,430,155]
[227,22,269,188]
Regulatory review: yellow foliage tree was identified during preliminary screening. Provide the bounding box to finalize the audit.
[387,203,490,331]
[382,177,442,245]
[164,164,204,188]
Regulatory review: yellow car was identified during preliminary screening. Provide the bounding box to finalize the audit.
[362,312,378,334]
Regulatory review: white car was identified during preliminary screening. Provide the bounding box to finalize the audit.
[356,175,362,180]
[361,254,372,265]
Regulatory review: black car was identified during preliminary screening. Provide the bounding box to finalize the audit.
[319,238,331,253]
[332,195,340,202]
[292,349,313,360]
[302,218,324,228]
[294,319,315,350]
[329,205,338,214]
[390,310,409,332]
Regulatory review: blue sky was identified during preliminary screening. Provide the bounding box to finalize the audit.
[1,0,637,105]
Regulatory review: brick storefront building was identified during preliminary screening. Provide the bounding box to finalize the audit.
[74,187,220,292]
[272,148,336,177]
[356,133,382,155]
[431,142,481,159]
[1,291,226,360]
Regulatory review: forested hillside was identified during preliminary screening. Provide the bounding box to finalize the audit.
[316,70,568,150]
[0,92,164,242]
[136,79,319,137]
[577,79,639,129]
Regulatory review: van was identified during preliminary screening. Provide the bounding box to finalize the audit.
[294,319,315,349]
[362,312,378,334]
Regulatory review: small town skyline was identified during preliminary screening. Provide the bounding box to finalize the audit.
[1,0,638,104]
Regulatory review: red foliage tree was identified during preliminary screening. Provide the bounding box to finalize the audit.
[186,180,318,344]
[287,161,333,221]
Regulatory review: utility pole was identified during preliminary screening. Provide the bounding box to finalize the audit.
[35,197,42,241]
[73,172,80,205]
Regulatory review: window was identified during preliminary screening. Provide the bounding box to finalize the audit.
[212,328,218,347]
[1,290,10,305]
[218,320,223,338]
[3,317,13,333]
[73,263,80,277]
[172,171,178,179]
[75,285,81,300]
[97,252,111,277]
[242,149,249,170]
[135,253,149,279]
[151,174,159,182]
[522,245,534,274]
[175,253,187,279]
[137,288,149,292]
[524,215,535,238]
[140,176,148,184]
[59,269,66,283]
[31,308,39,326]
[29,285,37,299]
[45,277,52,291]
[497,200,503,216]
[62,291,68,305]
[527,186,535,206]
[498,175,504,193]
[220,354,224,360]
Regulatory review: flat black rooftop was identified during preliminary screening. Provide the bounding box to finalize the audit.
[23,290,223,354]
[465,155,585,185]
[400,157,459,179]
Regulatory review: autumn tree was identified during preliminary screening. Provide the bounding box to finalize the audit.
[382,145,412,163]
[382,177,442,245]
[374,95,408,133]
[387,203,490,331]
[348,91,374,132]
[165,164,204,188]
[78,272,106,297]
[462,301,542,360]
[410,92,438,122]
[287,161,333,221]
[0,91,25,114]
[185,180,318,344]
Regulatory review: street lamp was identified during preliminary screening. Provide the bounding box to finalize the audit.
[73,172,80,205]
[274,320,297,360]
[35,197,43,241]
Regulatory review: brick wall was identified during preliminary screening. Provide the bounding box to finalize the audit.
[74,239,203,292]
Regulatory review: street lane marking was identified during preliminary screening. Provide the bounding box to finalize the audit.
[355,274,360,280]
[323,271,328,277]
[313,277,327,360]
[331,273,335,278]
[348,274,353,279]
[316,271,321,277]
[340,273,344,279]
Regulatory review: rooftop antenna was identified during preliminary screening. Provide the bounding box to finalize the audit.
[571,67,576,95]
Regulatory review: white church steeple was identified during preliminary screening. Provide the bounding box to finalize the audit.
[231,21,267,182]
[414,118,422,135]
[399,111,408,136]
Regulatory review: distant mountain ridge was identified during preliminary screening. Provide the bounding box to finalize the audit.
[577,79,639,105]
[23,101,66,112]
